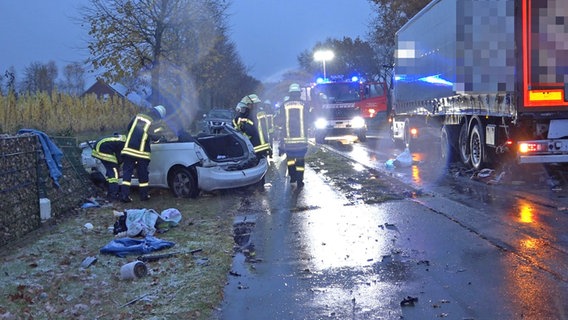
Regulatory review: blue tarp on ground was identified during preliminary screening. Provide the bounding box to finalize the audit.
[18,129,63,188]
[100,235,176,257]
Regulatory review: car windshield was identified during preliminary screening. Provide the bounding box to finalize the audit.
[313,82,361,103]
[208,109,233,119]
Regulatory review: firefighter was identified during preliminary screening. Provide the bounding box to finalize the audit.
[91,134,126,201]
[233,94,271,158]
[263,100,276,151]
[255,100,273,158]
[119,105,166,203]
[279,83,309,187]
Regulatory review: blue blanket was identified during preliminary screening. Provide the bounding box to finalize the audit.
[18,129,63,188]
[100,236,176,257]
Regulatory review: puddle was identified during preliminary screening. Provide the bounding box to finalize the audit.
[233,215,257,261]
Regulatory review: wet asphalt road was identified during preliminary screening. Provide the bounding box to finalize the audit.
[217,126,568,319]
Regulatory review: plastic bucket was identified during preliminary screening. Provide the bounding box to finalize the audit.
[120,261,148,280]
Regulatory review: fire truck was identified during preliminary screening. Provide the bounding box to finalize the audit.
[308,76,388,144]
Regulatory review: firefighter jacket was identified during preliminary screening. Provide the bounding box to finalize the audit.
[92,135,126,164]
[233,116,271,155]
[281,99,309,151]
[255,110,273,147]
[121,113,154,160]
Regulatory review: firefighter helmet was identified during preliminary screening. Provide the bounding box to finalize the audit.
[235,102,248,113]
[240,94,261,105]
[288,83,301,93]
[153,105,166,119]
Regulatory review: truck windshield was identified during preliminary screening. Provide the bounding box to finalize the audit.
[313,82,361,103]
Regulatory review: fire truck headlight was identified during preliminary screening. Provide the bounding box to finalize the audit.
[314,118,328,129]
[352,116,365,129]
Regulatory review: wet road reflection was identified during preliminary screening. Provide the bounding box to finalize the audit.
[319,131,568,317]
[292,172,390,270]
[221,131,568,319]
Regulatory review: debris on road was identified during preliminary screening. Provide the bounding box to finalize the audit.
[80,256,97,269]
[400,295,419,307]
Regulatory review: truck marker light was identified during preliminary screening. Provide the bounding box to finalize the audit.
[519,143,533,153]
[519,142,547,153]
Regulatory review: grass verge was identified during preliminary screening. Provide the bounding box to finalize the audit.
[0,189,239,319]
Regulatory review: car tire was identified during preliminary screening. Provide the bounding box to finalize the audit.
[169,167,199,198]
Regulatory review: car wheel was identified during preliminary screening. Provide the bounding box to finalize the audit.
[170,167,199,198]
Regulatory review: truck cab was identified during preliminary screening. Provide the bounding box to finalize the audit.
[309,77,388,144]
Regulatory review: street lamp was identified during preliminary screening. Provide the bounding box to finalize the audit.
[314,50,334,79]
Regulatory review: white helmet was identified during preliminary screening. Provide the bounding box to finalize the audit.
[153,105,166,119]
[235,102,248,113]
[240,94,261,105]
[289,83,301,93]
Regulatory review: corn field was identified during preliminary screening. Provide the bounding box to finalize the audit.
[0,91,142,136]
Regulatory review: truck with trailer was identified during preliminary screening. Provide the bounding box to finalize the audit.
[309,76,388,143]
[390,0,568,170]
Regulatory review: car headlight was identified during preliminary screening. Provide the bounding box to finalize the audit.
[352,116,365,129]
[314,118,328,129]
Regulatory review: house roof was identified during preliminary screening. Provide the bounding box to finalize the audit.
[82,79,151,107]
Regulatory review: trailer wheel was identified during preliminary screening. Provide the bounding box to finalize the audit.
[470,124,485,170]
[440,125,458,164]
[458,123,470,166]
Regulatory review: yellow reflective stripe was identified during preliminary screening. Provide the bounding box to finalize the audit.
[139,119,151,152]
[139,182,149,187]
[107,177,119,183]
[296,167,305,172]
[284,102,305,139]
[254,143,271,153]
[112,167,119,179]
[287,159,295,166]
[124,114,152,153]
[121,181,132,186]
[92,150,118,163]
[122,149,151,159]
[258,126,267,144]
[284,137,308,144]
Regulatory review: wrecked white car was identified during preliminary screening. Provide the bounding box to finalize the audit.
[81,125,267,198]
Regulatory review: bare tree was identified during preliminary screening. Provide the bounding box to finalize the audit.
[59,62,86,96]
[4,67,17,96]
[82,0,230,106]
[367,0,430,68]
[297,37,381,81]
[20,61,58,94]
